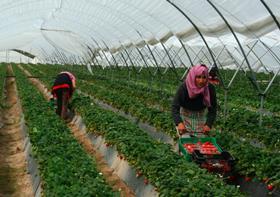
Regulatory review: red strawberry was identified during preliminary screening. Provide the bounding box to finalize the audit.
[245,176,252,182]
[267,184,274,191]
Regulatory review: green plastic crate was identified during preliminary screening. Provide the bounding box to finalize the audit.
[178,137,223,161]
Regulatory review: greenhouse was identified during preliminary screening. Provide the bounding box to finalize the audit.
[0,0,279,196]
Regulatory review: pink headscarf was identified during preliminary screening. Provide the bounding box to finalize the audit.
[186,65,211,107]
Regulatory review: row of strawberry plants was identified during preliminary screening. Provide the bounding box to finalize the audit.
[70,67,280,149]
[25,64,280,187]
[214,131,280,188]
[13,64,118,196]
[218,107,280,150]
[70,94,242,196]
[56,66,280,150]
[26,64,280,152]
[68,70,280,188]
[23,64,243,196]
[74,78,280,188]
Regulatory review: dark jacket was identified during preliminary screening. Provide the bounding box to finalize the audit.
[171,83,217,128]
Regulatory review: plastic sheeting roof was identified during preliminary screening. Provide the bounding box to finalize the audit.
[0,0,279,73]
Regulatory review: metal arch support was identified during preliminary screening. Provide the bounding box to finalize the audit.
[260,41,280,94]
[166,0,218,71]
[60,51,69,64]
[245,45,268,74]
[52,49,62,64]
[101,41,119,68]
[80,56,87,66]
[160,43,175,68]
[160,42,179,79]
[96,49,107,67]
[199,48,212,65]
[55,49,66,64]
[178,39,194,66]
[223,46,250,89]
[91,38,113,67]
[135,30,161,75]
[135,47,152,75]
[39,48,50,63]
[188,46,205,65]
[170,48,186,69]
[260,0,280,30]
[144,44,161,75]
[206,0,261,93]
[92,38,120,69]
[125,48,144,73]
[119,51,130,68]
[138,47,158,76]
[152,47,168,67]
[99,50,112,67]
[122,47,137,71]
[87,45,102,66]
[84,46,94,65]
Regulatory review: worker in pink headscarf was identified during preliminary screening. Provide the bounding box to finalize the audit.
[172,64,217,136]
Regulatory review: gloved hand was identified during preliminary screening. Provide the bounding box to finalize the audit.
[203,125,211,135]
[177,122,187,135]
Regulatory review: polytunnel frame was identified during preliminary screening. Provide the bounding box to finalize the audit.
[151,46,173,75]
[135,31,162,75]
[83,1,165,73]
[166,0,280,125]
[168,45,187,69]
[91,38,113,68]
[211,0,280,125]
[124,46,166,86]
[41,26,108,67]
[83,0,196,80]
[257,0,280,103]
[78,0,166,74]
[166,0,224,87]
[35,1,191,83]
[12,0,279,126]
[39,5,136,65]
[86,46,103,67]
[130,47,152,74]
[205,0,270,125]
[40,28,74,64]
[138,46,160,74]
[102,40,119,68]
[136,47,161,77]
[223,41,280,125]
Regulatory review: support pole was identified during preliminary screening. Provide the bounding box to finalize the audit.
[224,89,228,122]
[259,94,265,127]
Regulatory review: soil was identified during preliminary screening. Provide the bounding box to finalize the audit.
[69,122,135,197]
[0,65,33,197]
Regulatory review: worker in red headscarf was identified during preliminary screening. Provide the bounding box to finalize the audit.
[51,71,76,121]
[208,66,220,85]
[172,64,217,136]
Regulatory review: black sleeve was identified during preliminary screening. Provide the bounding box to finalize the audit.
[171,83,184,126]
[206,84,217,128]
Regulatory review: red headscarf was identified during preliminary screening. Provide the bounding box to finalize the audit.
[186,65,211,107]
